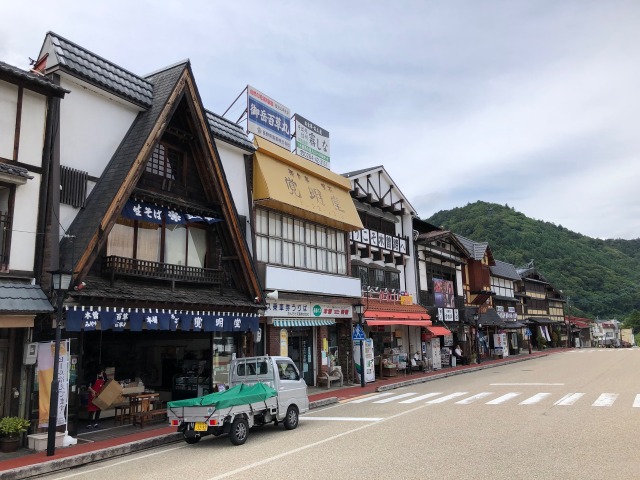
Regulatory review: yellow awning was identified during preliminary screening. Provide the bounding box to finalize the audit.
[253,139,363,231]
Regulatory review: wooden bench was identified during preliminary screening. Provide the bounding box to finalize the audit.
[317,367,343,389]
[132,409,167,428]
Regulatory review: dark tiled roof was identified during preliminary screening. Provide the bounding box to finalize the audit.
[206,110,254,151]
[0,162,33,180]
[455,234,489,261]
[0,281,53,313]
[490,260,521,280]
[341,166,385,178]
[69,277,256,309]
[59,62,189,271]
[46,32,153,107]
[0,60,68,97]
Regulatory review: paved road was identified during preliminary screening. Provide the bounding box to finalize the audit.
[40,349,639,480]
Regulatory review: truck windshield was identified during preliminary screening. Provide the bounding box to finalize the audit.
[276,360,300,381]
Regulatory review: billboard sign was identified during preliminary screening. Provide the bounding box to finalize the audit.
[294,114,330,169]
[247,85,291,150]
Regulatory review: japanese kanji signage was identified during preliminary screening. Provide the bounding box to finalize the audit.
[496,305,518,320]
[122,199,221,225]
[247,85,291,150]
[293,114,330,169]
[264,300,352,318]
[350,228,408,255]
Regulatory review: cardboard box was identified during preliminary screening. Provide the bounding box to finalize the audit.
[92,380,123,410]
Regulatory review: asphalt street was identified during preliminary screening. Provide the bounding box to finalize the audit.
[37,349,639,480]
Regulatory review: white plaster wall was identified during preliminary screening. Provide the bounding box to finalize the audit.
[17,90,47,167]
[0,80,18,159]
[401,214,417,294]
[59,76,139,177]
[58,180,97,237]
[10,173,42,271]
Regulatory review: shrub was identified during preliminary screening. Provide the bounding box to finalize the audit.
[0,417,30,439]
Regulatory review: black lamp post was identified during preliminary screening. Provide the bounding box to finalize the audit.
[47,270,73,457]
[354,303,366,388]
[473,313,481,364]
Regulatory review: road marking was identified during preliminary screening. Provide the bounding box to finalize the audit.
[399,392,443,403]
[486,392,521,404]
[349,392,394,403]
[592,393,618,407]
[490,383,564,386]
[426,392,468,404]
[455,392,493,404]
[301,416,382,422]
[634,395,640,408]
[554,393,585,406]
[519,393,551,405]
[373,392,418,403]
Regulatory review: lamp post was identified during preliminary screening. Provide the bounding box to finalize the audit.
[47,270,73,457]
[354,303,366,388]
[473,313,481,365]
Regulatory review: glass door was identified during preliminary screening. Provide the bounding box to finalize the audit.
[288,329,314,385]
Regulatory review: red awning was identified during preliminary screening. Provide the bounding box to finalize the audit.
[425,326,451,336]
[364,310,431,327]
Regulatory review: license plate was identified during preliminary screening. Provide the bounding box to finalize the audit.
[194,422,208,432]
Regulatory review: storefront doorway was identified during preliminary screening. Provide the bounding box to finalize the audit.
[288,328,314,385]
[0,340,7,417]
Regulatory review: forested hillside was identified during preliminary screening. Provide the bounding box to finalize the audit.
[426,201,640,319]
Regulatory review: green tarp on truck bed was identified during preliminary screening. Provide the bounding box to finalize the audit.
[167,383,277,410]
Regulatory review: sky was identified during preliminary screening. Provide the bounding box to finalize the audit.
[2,1,639,240]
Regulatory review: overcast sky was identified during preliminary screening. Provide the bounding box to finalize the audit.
[2,1,639,240]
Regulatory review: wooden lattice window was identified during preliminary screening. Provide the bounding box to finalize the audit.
[146,143,181,181]
[60,165,87,208]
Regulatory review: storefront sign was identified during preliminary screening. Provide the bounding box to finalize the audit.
[350,228,408,255]
[279,329,288,356]
[496,305,518,320]
[37,340,69,428]
[122,199,221,225]
[247,85,291,150]
[294,114,330,169]
[265,300,352,318]
[400,295,413,305]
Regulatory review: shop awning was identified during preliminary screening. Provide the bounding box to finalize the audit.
[364,310,431,327]
[366,319,432,327]
[272,319,336,327]
[253,138,363,232]
[65,306,259,332]
[0,282,54,314]
[425,326,451,336]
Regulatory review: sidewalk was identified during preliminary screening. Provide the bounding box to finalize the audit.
[0,349,558,479]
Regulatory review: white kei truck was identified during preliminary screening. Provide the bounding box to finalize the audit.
[167,356,309,446]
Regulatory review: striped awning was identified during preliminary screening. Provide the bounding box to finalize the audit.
[272,319,336,327]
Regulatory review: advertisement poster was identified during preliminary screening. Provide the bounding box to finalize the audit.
[247,85,291,150]
[37,340,69,428]
[294,114,330,169]
[433,278,455,308]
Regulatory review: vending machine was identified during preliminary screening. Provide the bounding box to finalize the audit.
[354,338,375,383]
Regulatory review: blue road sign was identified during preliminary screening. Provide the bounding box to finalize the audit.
[352,323,366,340]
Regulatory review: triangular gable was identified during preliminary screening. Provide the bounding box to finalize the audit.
[60,62,262,301]
[342,166,417,216]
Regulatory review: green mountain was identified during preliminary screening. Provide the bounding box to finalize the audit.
[425,201,640,320]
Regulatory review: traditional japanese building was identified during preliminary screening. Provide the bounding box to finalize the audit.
[30,32,263,431]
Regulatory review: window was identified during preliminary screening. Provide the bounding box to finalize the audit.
[0,184,14,270]
[255,208,348,274]
[60,166,87,208]
[145,143,181,181]
[276,360,300,381]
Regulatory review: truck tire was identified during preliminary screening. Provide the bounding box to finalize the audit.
[283,405,299,430]
[184,435,201,445]
[229,417,249,445]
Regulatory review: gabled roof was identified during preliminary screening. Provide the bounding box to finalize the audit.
[0,60,68,97]
[0,281,53,313]
[516,266,550,284]
[59,60,262,301]
[490,260,520,281]
[455,234,495,264]
[38,31,153,107]
[206,110,254,152]
[415,229,470,260]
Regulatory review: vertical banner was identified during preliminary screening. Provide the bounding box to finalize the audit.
[37,340,70,428]
[279,328,288,357]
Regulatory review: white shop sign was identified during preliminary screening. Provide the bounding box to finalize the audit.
[264,300,352,318]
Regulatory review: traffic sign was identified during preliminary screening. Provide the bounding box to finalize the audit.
[352,323,366,340]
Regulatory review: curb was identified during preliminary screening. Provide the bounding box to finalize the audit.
[309,397,338,409]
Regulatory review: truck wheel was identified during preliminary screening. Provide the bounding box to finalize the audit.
[184,435,201,445]
[229,417,249,445]
[283,405,299,430]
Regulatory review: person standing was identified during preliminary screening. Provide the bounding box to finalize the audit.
[87,367,106,428]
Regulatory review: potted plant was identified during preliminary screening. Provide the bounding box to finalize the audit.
[0,416,30,453]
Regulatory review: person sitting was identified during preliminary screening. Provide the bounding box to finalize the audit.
[453,345,468,365]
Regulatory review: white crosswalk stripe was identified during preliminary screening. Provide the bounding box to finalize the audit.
[519,393,552,405]
[349,392,394,403]
[554,393,585,406]
[426,392,468,404]
[455,392,494,404]
[486,392,521,404]
[399,392,443,404]
[633,395,640,408]
[592,393,618,407]
[373,393,417,403]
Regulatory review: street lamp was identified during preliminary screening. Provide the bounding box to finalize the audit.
[354,302,366,388]
[47,270,73,457]
[473,313,481,365]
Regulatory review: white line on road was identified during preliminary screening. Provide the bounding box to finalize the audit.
[373,392,417,403]
[554,393,585,406]
[455,392,493,404]
[519,393,551,405]
[301,416,383,422]
[490,383,564,386]
[399,392,443,404]
[348,392,394,403]
[486,392,521,404]
[426,392,468,404]
[592,393,619,407]
[634,395,640,408]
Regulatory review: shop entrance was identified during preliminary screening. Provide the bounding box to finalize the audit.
[0,341,7,417]
[288,328,314,385]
